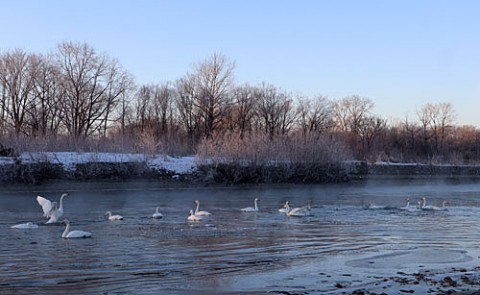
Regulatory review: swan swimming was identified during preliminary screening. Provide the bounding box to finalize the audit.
[284,201,311,217]
[61,219,92,239]
[278,201,289,213]
[194,200,211,216]
[11,222,39,229]
[36,193,69,223]
[420,197,447,211]
[241,198,259,212]
[188,209,203,221]
[152,207,163,218]
[105,211,123,220]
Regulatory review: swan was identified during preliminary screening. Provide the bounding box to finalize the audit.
[105,211,123,220]
[188,209,202,222]
[365,202,386,210]
[194,200,211,216]
[421,197,447,211]
[36,193,69,223]
[284,202,311,217]
[152,207,163,218]
[61,219,92,238]
[399,198,411,210]
[241,198,259,212]
[11,222,39,229]
[278,201,289,213]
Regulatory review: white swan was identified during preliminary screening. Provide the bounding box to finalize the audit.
[365,202,386,210]
[61,219,92,238]
[278,201,289,213]
[421,197,447,211]
[241,198,259,212]
[285,202,311,217]
[105,211,123,220]
[188,209,202,222]
[11,222,39,229]
[194,200,211,216]
[36,193,68,223]
[399,198,412,210]
[152,207,163,218]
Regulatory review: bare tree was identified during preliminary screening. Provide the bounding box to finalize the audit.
[228,84,256,138]
[56,41,130,139]
[27,53,63,137]
[175,75,199,146]
[0,49,36,135]
[297,95,334,135]
[192,53,235,137]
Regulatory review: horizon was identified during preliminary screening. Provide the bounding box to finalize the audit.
[1,0,479,126]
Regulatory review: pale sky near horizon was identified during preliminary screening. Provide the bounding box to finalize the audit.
[1,0,479,126]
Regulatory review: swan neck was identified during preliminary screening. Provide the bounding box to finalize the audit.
[195,202,200,213]
[62,223,70,238]
[254,199,258,210]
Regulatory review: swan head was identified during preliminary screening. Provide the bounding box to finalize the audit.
[104,211,112,216]
[194,200,200,204]
[61,193,69,198]
[254,198,259,201]
[188,209,194,216]
[62,219,70,225]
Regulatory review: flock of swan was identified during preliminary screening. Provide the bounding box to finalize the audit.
[9,193,448,238]
[366,197,448,212]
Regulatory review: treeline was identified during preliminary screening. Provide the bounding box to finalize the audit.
[0,42,479,165]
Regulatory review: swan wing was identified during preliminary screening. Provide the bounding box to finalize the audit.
[36,196,54,217]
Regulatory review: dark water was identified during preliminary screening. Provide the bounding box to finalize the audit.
[2,178,480,294]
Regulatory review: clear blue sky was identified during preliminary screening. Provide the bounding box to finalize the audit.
[1,0,479,125]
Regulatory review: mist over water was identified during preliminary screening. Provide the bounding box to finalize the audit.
[1,179,480,294]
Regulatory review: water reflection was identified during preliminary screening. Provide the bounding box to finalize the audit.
[1,179,480,293]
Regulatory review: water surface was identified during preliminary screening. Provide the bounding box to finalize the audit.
[1,178,480,294]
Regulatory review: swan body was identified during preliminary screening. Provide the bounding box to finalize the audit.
[36,193,68,223]
[241,198,259,212]
[365,202,387,210]
[62,219,91,238]
[285,202,311,217]
[188,209,202,221]
[194,200,211,216]
[105,211,123,220]
[11,222,38,229]
[152,207,163,218]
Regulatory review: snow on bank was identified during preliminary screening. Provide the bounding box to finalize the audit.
[5,152,198,174]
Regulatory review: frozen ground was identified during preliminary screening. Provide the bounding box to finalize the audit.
[0,152,198,174]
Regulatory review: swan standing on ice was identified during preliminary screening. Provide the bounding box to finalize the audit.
[241,198,259,212]
[105,211,123,220]
[11,222,39,229]
[194,200,211,216]
[36,193,69,223]
[61,219,92,239]
[152,207,163,218]
[188,209,202,222]
[284,201,311,217]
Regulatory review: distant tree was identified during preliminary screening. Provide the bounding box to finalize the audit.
[227,84,257,138]
[191,53,235,137]
[296,95,334,135]
[0,49,36,135]
[254,83,293,139]
[175,75,199,147]
[417,102,457,161]
[56,41,130,139]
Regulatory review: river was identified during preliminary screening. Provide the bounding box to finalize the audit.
[1,178,480,294]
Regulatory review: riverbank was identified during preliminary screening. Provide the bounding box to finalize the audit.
[2,152,480,185]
